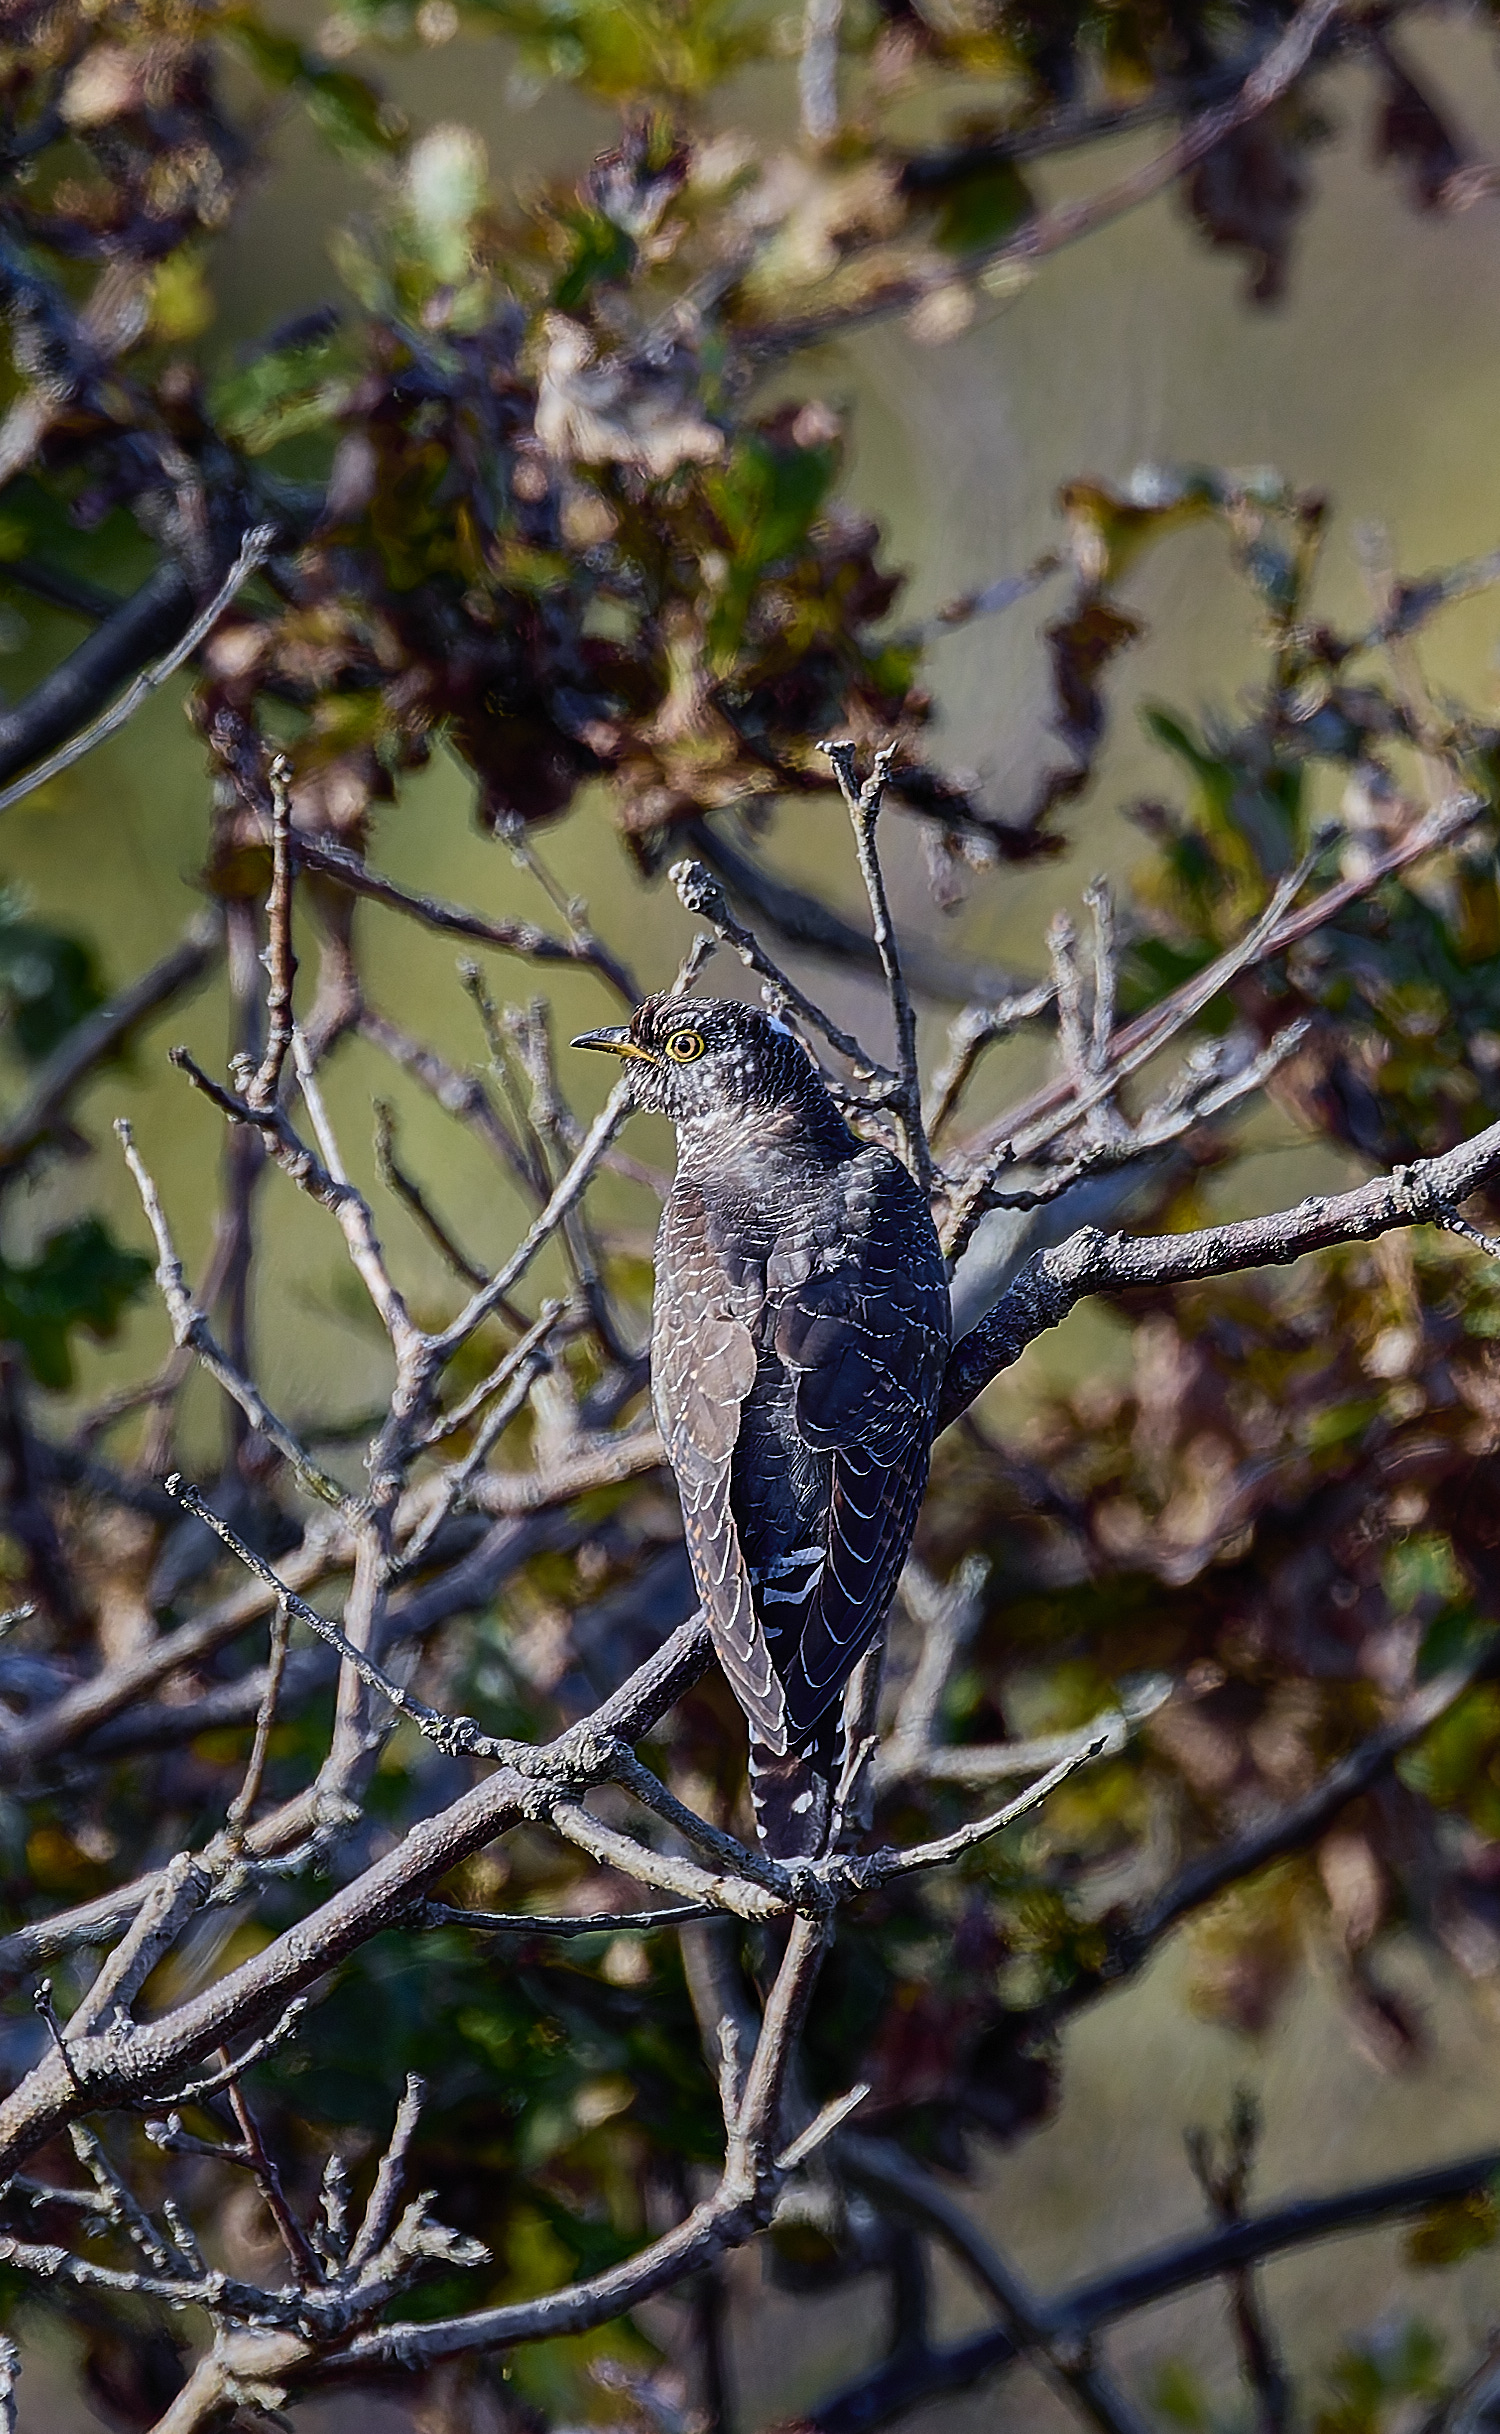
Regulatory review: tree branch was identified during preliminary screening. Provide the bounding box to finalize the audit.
[938,1109,1500,1425]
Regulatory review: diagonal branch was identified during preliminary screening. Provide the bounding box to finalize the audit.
[822,742,930,1190]
[751,0,1352,354]
[938,1107,1500,1425]
[0,528,274,815]
[803,2146,1500,2433]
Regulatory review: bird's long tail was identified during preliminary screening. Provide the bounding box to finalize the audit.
[748,1717,839,1859]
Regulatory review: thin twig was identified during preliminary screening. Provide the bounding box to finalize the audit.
[418,1899,715,1937]
[430,935,715,1362]
[670,859,895,1082]
[843,2135,1153,2434]
[399,1304,564,1570]
[224,1600,293,1843]
[161,2000,309,2106]
[0,911,222,1180]
[821,742,931,1190]
[222,2068,322,2287]
[115,1120,359,1518]
[956,791,1480,1171]
[346,2074,425,2280]
[927,984,1057,1142]
[0,527,274,817]
[247,753,297,1112]
[1185,2093,1291,2434]
[161,1478,502,1764]
[799,0,844,143]
[292,831,638,1003]
[373,1099,486,1289]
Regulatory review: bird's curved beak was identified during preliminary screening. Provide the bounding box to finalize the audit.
[570,1026,656,1062]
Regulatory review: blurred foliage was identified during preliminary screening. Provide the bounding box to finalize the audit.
[1313,2318,1447,2432]
[0,1216,149,1390]
[4,0,1500,2423]
[0,886,104,1066]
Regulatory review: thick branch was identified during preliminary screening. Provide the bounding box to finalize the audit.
[938,1111,1500,1425]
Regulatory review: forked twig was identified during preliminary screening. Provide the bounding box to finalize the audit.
[821,741,931,1190]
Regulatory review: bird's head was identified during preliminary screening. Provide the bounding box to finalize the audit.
[571,995,824,1133]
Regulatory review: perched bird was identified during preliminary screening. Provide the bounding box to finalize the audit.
[573,996,950,1856]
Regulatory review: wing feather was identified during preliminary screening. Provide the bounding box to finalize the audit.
[769,1154,949,1740]
[652,1180,789,1751]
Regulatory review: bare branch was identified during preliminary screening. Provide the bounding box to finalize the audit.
[346,2075,426,2280]
[221,2066,322,2287]
[161,2000,310,2106]
[671,858,895,1082]
[938,1107,1500,1425]
[361,1004,535,1198]
[161,1478,502,1764]
[373,1097,486,1290]
[419,1899,715,1937]
[0,526,275,817]
[941,1021,1308,1263]
[799,0,843,143]
[879,1558,989,1784]
[927,984,1057,1143]
[843,2135,1152,2434]
[292,830,638,1004]
[224,1597,292,1843]
[957,790,1480,1171]
[115,1118,359,1518]
[1184,2093,1291,2434]
[167,1047,416,1354]
[247,753,296,1113]
[821,741,931,1191]
[399,1302,563,1568]
[842,1731,1112,1891]
[431,934,715,1362]
[806,2147,1500,2432]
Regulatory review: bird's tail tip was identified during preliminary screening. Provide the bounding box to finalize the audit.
[748,1738,833,1860]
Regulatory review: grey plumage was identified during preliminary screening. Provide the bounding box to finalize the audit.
[573,996,950,1856]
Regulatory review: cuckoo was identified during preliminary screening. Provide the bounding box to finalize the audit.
[573,995,950,1856]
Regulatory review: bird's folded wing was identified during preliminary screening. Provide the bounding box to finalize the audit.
[772,1168,950,1732]
[653,1186,788,1751]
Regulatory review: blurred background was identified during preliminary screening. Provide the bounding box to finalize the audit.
[9,0,1500,2423]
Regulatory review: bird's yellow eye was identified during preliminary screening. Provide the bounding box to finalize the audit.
[664,1029,705,1063]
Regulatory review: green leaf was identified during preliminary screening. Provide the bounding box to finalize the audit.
[703,427,838,665]
[1397,1685,1500,1831]
[229,20,402,162]
[1384,1531,1466,1613]
[934,163,1035,256]
[0,893,105,1065]
[553,207,635,310]
[1416,1605,1496,1683]
[1314,2316,1445,2433]
[0,1219,151,1392]
[212,324,355,455]
[1154,2360,1213,2431]
[1404,2188,1499,2269]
